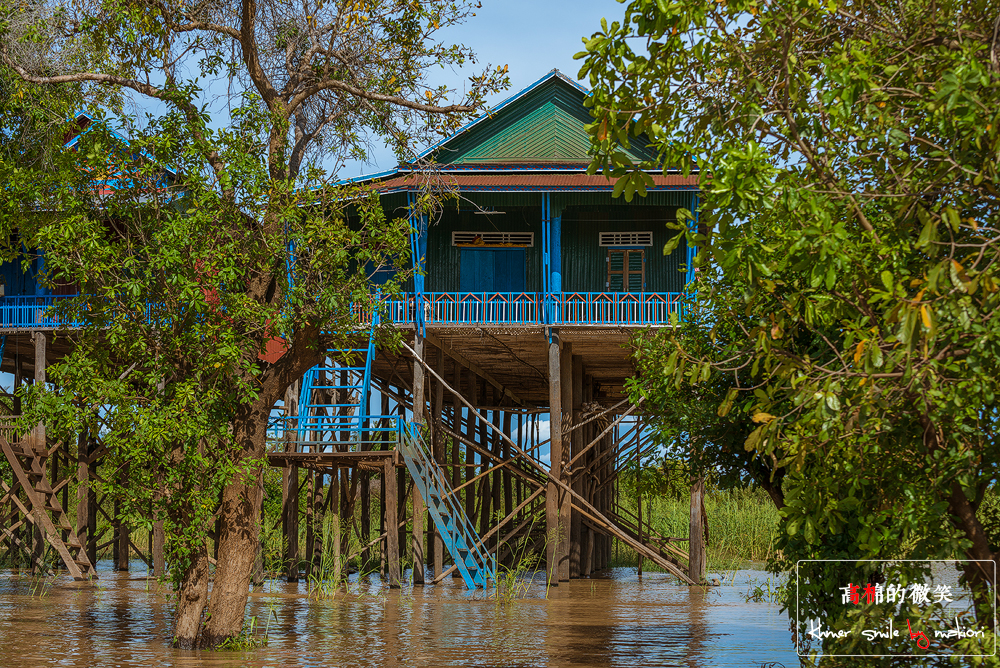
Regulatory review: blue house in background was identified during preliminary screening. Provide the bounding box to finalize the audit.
[346,69,699,403]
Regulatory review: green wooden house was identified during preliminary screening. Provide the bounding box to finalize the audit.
[357,70,698,337]
[357,69,700,405]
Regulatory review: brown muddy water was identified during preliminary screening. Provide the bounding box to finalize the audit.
[0,561,797,667]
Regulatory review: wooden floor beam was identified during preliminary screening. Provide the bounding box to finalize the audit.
[425,332,525,406]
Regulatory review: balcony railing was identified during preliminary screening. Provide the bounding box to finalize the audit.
[385,292,685,326]
[0,295,82,330]
[0,291,685,331]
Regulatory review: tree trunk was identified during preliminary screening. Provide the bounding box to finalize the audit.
[172,539,210,648]
[202,412,267,647]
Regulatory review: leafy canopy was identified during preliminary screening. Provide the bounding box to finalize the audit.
[581,0,1000,659]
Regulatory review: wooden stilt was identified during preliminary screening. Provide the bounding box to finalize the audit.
[282,382,300,582]
[569,354,583,579]
[384,458,400,587]
[75,426,90,568]
[152,521,165,576]
[412,477,425,584]
[489,401,502,551]
[546,333,562,586]
[331,469,341,583]
[305,469,316,576]
[581,374,594,577]
[502,409,512,560]
[432,350,445,579]
[86,433,97,567]
[558,342,573,582]
[116,504,130,570]
[409,339,427,573]
[465,373,478,528]
[395,392,407,574]
[689,477,706,583]
[478,400,492,541]
[396,461,406,575]
[313,471,325,578]
[377,448,385,574]
[636,425,643,577]
[31,331,45,574]
[450,364,461,579]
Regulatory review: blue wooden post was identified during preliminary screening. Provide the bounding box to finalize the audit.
[551,204,562,293]
[686,193,699,287]
[551,200,562,325]
[409,194,427,336]
[544,193,563,325]
[541,193,551,324]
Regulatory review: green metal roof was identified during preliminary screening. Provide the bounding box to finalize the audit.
[431,72,658,165]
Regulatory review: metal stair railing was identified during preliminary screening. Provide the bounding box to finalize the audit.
[397,421,495,590]
[296,306,381,448]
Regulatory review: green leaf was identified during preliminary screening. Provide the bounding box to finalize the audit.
[662,231,684,255]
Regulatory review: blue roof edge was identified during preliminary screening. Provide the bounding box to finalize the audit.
[64,110,179,176]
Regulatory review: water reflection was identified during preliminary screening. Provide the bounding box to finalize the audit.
[0,562,797,667]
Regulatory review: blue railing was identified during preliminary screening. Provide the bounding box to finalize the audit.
[267,413,402,452]
[0,291,684,331]
[0,295,83,329]
[385,292,685,326]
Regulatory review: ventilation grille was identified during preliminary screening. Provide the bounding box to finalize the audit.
[599,231,653,247]
[453,231,534,247]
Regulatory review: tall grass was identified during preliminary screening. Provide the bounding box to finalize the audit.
[613,485,781,569]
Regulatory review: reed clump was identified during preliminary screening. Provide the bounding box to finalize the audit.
[612,485,780,569]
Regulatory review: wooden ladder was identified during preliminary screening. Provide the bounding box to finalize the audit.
[0,434,96,580]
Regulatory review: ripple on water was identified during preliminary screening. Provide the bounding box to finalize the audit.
[0,563,797,667]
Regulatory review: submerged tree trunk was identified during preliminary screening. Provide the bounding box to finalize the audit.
[199,333,323,646]
[201,460,266,645]
[173,543,210,649]
[200,399,282,647]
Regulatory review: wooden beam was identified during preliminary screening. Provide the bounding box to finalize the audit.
[424,332,525,406]
[384,458,400,588]
[398,340,699,584]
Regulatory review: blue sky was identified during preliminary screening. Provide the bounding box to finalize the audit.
[342,0,622,177]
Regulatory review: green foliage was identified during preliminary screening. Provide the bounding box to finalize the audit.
[582,0,1000,659]
[0,0,509,643]
[492,509,544,605]
[740,574,785,605]
[976,486,1000,553]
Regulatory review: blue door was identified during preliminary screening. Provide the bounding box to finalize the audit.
[459,248,525,292]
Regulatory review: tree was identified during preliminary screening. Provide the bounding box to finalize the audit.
[628,268,789,511]
[0,0,507,648]
[581,0,1000,658]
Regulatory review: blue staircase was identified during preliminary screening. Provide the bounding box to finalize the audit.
[398,421,496,590]
[297,316,379,448]
[294,305,495,591]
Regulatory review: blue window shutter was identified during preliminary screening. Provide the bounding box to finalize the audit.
[461,248,525,292]
[493,249,525,292]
